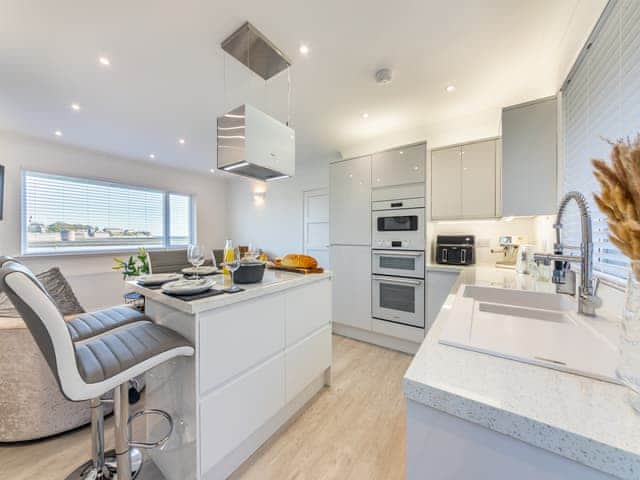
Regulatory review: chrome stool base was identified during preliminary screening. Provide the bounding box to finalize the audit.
[66,448,143,480]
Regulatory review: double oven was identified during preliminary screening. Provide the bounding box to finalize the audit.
[371,197,425,329]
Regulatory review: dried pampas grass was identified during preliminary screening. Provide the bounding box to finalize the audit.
[592,135,640,280]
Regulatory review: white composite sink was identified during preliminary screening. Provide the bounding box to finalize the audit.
[439,285,621,384]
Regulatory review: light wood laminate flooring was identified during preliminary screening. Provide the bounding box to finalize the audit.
[0,335,412,480]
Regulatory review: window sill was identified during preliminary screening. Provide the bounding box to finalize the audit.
[18,246,189,260]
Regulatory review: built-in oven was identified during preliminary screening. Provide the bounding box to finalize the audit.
[372,250,425,279]
[372,197,425,251]
[372,275,425,328]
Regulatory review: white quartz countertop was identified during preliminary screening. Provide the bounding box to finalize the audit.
[404,266,640,480]
[128,269,331,314]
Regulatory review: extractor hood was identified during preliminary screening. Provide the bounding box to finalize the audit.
[217,104,295,181]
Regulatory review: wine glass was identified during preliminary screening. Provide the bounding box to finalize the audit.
[187,244,205,279]
[209,250,218,270]
[226,247,241,292]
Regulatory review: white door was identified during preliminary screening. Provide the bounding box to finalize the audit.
[431,146,462,219]
[461,140,497,218]
[329,156,371,245]
[330,245,371,331]
[303,188,330,268]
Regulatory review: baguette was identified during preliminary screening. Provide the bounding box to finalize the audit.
[281,253,318,269]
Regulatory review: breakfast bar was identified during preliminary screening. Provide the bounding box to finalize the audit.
[128,270,332,480]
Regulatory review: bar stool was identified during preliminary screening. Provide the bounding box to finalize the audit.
[0,262,194,480]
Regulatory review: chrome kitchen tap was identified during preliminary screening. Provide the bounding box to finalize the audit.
[533,191,601,316]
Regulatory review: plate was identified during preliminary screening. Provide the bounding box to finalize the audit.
[137,273,182,286]
[162,278,215,295]
[181,266,219,276]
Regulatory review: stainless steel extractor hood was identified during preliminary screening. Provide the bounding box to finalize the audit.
[221,22,291,81]
[217,104,295,181]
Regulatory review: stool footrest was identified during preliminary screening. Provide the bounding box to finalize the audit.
[128,408,173,450]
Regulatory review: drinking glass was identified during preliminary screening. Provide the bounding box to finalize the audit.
[187,244,205,279]
[226,247,241,292]
[209,250,218,270]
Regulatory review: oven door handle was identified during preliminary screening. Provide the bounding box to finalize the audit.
[373,276,423,286]
[372,251,424,257]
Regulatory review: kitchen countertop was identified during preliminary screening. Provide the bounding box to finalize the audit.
[127,269,332,314]
[404,266,640,480]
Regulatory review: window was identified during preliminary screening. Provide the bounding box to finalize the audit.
[22,171,194,254]
[562,0,640,282]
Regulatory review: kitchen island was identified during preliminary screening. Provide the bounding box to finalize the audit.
[128,270,332,480]
[405,266,640,480]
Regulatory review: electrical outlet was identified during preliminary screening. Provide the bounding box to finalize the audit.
[477,238,490,248]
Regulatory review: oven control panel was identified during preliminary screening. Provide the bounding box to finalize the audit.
[375,239,416,248]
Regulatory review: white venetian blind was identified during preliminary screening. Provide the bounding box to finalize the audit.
[562,0,640,282]
[23,171,194,254]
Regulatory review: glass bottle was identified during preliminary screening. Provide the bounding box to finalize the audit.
[223,239,234,286]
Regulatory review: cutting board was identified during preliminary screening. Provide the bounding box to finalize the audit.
[267,263,324,274]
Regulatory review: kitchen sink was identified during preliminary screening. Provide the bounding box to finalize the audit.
[439,285,621,384]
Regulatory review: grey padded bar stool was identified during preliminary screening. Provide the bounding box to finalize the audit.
[0,262,194,480]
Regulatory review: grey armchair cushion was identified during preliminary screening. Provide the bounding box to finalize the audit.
[0,267,84,318]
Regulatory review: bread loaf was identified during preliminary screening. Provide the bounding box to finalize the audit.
[281,254,318,269]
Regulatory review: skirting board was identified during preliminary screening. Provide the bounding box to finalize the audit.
[333,323,420,355]
[203,370,329,480]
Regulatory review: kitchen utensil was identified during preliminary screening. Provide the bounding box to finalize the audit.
[234,262,266,284]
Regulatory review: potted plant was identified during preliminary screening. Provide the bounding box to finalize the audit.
[593,136,640,411]
[112,247,150,280]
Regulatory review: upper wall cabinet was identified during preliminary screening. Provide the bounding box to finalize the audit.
[330,156,371,245]
[372,143,426,188]
[502,96,557,216]
[431,139,498,220]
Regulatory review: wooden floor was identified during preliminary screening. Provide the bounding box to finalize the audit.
[0,335,412,480]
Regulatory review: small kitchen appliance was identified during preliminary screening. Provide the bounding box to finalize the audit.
[435,235,475,265]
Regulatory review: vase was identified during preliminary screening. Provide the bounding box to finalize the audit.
[617,260,640,412]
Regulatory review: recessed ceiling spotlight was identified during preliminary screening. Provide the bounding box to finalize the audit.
[178,138,185,145]
[54,130,62,137]
[71,103,81,111]
[98,56,111,66]
[149,153,156,159]
[446,84,456,93]
[362,112,369,119]
[299,44,309,55]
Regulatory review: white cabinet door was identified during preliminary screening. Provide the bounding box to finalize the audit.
[330,245,371,331]
[461,140,497,218]
[199,352,285,473]
[285,280,331,346]
[372,143,426,188]
[330,156,371,245]
[199,294,285,395]
[285,325,331,402]
[502,97,557,216]
[431,147,462,219]
[426,270,459,330]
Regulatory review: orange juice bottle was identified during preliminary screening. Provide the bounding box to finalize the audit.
[223,239,234,286]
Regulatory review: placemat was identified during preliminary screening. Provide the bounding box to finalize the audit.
[162,288,226,301]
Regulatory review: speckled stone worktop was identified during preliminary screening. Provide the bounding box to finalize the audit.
[404,266,640,480]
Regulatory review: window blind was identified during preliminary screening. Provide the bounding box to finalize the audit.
[562,0,640,282]
[23,171,193,254]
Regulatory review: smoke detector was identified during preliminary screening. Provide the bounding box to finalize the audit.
[375,68,393,85]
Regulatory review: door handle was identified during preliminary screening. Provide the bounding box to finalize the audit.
[373,277,422,286]
[373,251,423,257]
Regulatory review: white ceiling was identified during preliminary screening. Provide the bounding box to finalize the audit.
[0,0,600,172]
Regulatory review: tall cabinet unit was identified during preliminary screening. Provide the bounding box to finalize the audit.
[330,156,372,332]
[431,138,499,220]
[501,96,557,216]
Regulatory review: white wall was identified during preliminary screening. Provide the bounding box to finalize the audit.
[0,131,229,309]
[228,157,334,258]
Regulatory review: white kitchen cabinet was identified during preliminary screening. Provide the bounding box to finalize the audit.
[330,156,371,245]
[431,139,498,220]
[426,270,460,331]
[285,325,332,402]
[502,96,557,216]
[372,143,426,188]
[461,141,496,218]
[285,281,331,346]
[330,245,371,331]
[431,146,462,219]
